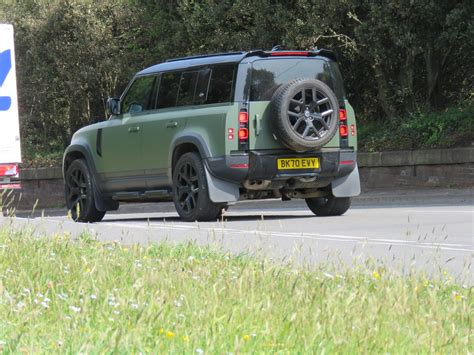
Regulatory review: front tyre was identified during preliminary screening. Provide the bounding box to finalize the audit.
[65,159,106,222]
[172,152,223,222]
[305,196,351,216]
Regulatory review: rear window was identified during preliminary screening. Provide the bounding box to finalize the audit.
[249,58,345,101]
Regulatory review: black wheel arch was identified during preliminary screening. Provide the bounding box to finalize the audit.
[169,133,212,178]
[63,144,118,211]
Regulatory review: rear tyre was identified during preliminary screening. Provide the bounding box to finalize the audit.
[305,196,351,216]
[65,159,106,222]
[172,152,223,222]
[271,78,339,152]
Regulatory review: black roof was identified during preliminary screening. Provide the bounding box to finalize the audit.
[137,49,337,76]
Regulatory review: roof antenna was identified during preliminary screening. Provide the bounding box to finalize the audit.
[271,44,281,51]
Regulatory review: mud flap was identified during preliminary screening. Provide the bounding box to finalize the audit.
[332,164,361,197]
[204,166,240,203]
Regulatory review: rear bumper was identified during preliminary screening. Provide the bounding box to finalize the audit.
[205,149,357,184]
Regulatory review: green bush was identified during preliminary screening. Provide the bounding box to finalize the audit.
[359,104,473,152]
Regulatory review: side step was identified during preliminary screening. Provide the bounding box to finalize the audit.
[112,189,172,202]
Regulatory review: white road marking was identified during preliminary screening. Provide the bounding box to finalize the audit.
[99,221,473,252]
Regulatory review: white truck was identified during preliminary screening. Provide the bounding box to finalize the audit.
[0,24,21,189]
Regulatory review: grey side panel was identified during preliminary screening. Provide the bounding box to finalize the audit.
[332,163,361,197]
[204,165,239,203]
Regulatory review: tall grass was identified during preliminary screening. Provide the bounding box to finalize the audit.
[0,227,471,353]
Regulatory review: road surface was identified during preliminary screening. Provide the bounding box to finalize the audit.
[2,194,472,282]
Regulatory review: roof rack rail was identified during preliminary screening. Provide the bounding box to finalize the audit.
[166,51,246,63]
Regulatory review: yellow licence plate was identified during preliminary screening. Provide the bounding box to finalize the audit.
[277,157,320,170]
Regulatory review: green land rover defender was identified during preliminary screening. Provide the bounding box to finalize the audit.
[63,49,360,222]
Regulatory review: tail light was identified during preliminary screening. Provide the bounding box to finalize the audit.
[339,125,348,137]
[0,164,19,177]
[339,108,348,141]
[238,109,249,150]
[339,109,347,121]
[238,128,249,140]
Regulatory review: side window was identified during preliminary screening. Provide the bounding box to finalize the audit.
[176,69,211,106]
[121,76,156,114]
[195,69,211,103]
[156,72,181,109]
[207,64,235,104]
[177,71,198,106]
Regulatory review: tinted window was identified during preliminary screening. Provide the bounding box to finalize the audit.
[121,76,156,114]
[157,72,181,109]
[249,58,345,101]
[195,69,211,103]
[176,69,211,106]
[177,71,198,106]
[207,64,235,104]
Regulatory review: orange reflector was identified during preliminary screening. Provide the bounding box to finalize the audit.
[339,125,348,137]
[339,109,347,121]
[238,128,249,140]
[238,111,248,124]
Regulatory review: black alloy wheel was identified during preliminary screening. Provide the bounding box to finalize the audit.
[172,152,224,221]
[65,159,105,222]
[271,79,339,151]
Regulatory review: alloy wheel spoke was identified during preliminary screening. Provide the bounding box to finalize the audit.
[293,117,305,131]
[288,111,302,118]
[302,124,311,137]
[312,121,322,137]
[321,109,333,117]
[317,97,329,105]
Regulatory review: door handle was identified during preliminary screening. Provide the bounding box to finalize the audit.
[128,126,140,133]
[254,114,261,135]
[166,121,178,128]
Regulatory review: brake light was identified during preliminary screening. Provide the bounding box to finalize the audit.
[339,109,347,121]
[270,51,309,56]
[339,125,348,137]
[238,128,249,140]
[238,111,248,124]
[238,109,249,149]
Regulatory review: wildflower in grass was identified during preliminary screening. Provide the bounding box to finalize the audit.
[130,303,139,309]
[372,271,381,280]
[182,335,189,342]
[159,328,164,334]
[453,291,462,301]
[196,348,204,354]
[69,306,81,313]
[243,335,251,341]
[90,294,97,300]
[166,331,175,339]
[0,340,6,346]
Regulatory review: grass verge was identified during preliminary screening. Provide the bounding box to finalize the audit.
[0,227,471,353]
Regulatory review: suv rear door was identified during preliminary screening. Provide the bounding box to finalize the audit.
[246,57,344,151]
